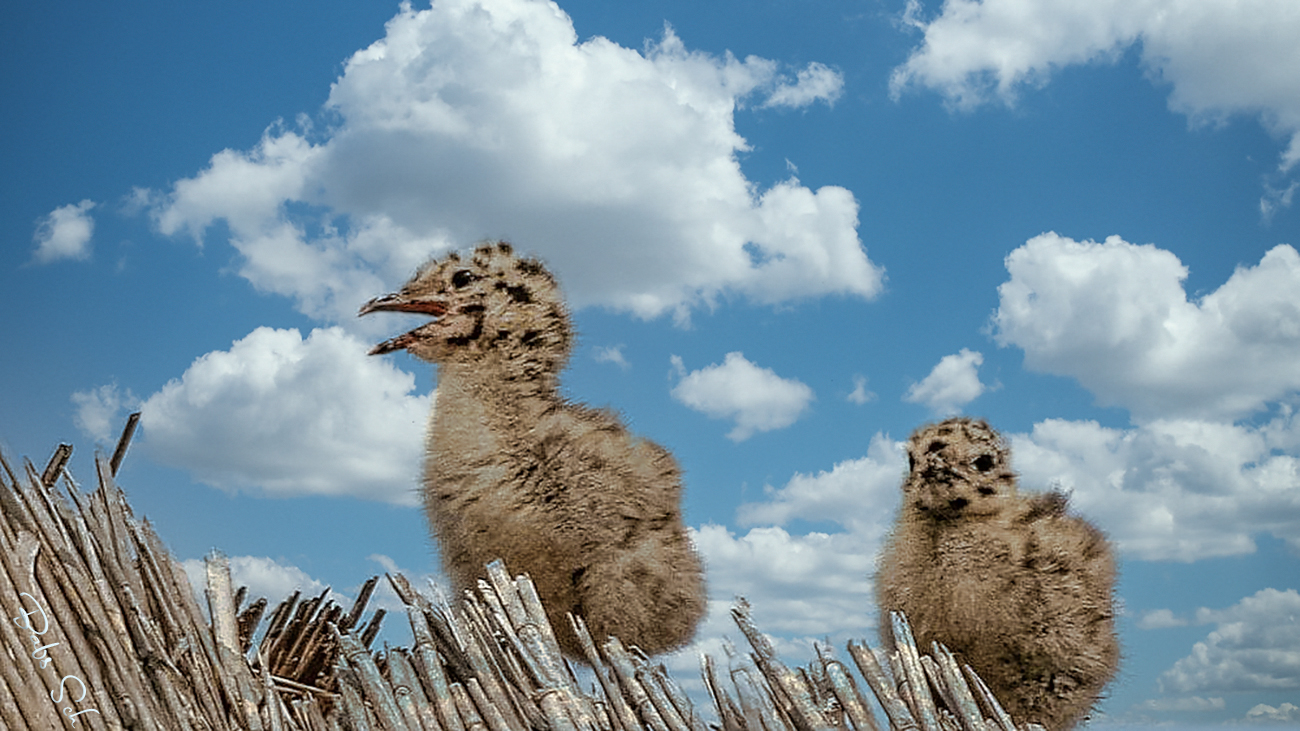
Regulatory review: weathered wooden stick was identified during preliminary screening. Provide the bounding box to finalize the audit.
[41,443,72,487]
[572,613,641,731]
[930,643,986,731]
[456,603,526,731]
[387,648,436,731]
[206,551,241,655]
[0,535,66,729]
[847,640,919,731]
[635,663,691,731]
[700,654,744,731]
[647,661,702,731]
[513,569,567,665]
[962,665,1016,731]
[728,659,782,731]
[891,613,941,731]
[731,599,833,731]
[452,682,488,731]
[605,636,669,731]
[334,665,375,731]
[335,626,411,731]
[466,676,512,731]
[109,411,141,477]
[817,644,881,731]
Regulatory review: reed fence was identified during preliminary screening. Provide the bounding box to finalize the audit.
[1,417,1044,731]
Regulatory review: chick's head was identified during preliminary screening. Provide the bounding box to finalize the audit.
[360,242,572,375]
[904,417,1016,521]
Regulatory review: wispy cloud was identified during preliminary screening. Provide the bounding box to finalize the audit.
[71,383,141,444]
[593,345,630,370]
[32,200,96,264]
[1136,609,1190,630]
[846,374,876,405]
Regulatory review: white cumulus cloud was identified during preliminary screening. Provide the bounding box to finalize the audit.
[994,233,1300,422]
[736,433,906,536]
[1246,702,1300,724]
[1157,588,1300,695]
[32,200,96,264]
[691,523,877,639]
[670,352,814,441]
[660,433,906,674]
[139,326,429,504]
[1010,415,1300,562]
[891,0,1300,175]
[145,0,879,326]
[993,232,1300,562]
[903,348,986,415]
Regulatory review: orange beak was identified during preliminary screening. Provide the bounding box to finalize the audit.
[358,293,448,355]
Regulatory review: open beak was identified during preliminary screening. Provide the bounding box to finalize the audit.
[358,293,448,355]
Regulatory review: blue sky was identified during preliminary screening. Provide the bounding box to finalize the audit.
[3,0,1299,726]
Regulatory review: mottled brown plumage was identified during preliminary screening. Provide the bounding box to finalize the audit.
[876,417,1119,731]
[360,241,706,657]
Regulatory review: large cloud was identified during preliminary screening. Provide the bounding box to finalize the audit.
[736,433,905,535]
[892,0,1300,175]
[994,233,1300,422]
[139,326,430,504]
[147,0,880,325]
[662,436,905,680]
[670,352,815,441]
[1010,416,1300,562]
[991,233,1300,561]
[1157,588,1300,695]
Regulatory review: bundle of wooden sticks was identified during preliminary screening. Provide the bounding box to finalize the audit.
[0,422,1040,731]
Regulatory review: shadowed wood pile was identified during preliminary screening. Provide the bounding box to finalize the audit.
[1,426,1044,731]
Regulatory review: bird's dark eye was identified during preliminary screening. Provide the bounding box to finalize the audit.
[973,454,995,472]
[451,270,474,289]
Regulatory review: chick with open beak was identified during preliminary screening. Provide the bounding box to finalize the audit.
[359,241,707,658]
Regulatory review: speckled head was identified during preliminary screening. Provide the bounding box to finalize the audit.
[904,417,1017,520]
[359,241,573,375]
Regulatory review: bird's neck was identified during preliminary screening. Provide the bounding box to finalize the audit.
[431,360,561,457]
[437,357,561,404]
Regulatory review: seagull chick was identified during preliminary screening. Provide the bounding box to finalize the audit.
[876,417,1119,731]
[360,241,706,657]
